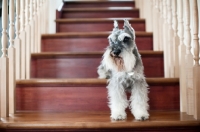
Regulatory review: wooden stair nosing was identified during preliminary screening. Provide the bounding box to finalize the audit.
[62,7,139,12]
[64,0,135,4]
[41,31,153,38]
[55,18,145,23]
[16,78,179,86]
[0,111,199,130]
[31,51,163,59]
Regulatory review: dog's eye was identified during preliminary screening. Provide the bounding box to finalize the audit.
[123,36,130,43]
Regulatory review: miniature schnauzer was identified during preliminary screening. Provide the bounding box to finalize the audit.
[97,19,149,121]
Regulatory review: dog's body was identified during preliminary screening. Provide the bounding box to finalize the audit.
[97,19,149,121]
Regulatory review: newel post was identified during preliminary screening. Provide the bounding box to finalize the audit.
[191,0,200,120]
[1,0,9,118]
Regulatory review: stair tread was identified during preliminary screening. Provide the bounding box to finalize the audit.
[55,18,145,23]
[1,111,199,129]
[42,31,152,38]
[16,78,179,85]
[62,7,138,12]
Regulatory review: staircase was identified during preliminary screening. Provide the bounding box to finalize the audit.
[0,0,199,131]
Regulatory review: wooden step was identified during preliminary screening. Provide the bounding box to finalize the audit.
[16,78,179,112]
[63,0,135,8]
[41,32,153,52]
[30,51,164,78]
[61,7,139,18]
[1,111,199,131]
[55,18,145,32]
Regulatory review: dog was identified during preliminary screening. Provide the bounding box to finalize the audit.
[97,19,149,121]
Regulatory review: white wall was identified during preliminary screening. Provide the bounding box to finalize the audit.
[47,0,63,33]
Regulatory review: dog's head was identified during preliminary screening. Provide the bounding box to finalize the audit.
[108,19,136,58]
[102,19,141,72]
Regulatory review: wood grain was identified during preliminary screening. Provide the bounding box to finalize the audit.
[41,32,153,52]
[55,18,145,32]
[0,111,199,132]
[63,0,135,8]
[15,78,179,112]
[30,51,163,78]
[61,8,139,18]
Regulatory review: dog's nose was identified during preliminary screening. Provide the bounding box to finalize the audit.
[113,49,121,56]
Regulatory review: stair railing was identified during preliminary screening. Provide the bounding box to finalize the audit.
[135,0,200,119]
[0,0,62,119]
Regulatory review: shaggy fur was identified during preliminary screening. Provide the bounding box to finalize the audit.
[97,19,149,121]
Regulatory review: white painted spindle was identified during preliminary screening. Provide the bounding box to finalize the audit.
[20,0,26,79]
[177,0,187,113]
[167,0,174,77]
[192,0,200,120]
[8,0,16,114]
[1,0,9,118]
[15,0,21,80]
[25,0,31,79]
[183,0,194,115]
[172,0,179,77]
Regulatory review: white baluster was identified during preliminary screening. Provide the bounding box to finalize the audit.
[192,0,200,120]
[15,0,21,80]
[158,0,163,50]
[177,0,187,112]
[183,0,194,115]
[30,0,35,53]
[34,0,38,53]
[152,0,159,51]
[37,0,41,53]
[8,0,16,114]
[172,0,179,77]
[167,0,174,77]
[162,0,170,77]
[1,0,9,118]
[20,0,26,79]
[25,0,31,79]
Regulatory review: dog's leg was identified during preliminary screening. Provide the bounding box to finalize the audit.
[97,64,112,79]
[107,73,129,120]
[129,81,149,121]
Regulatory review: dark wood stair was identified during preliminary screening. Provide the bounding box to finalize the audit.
[41,32,153,52]
[63,0,135,8]
[1,111,199,132]
[15,78,179,112]
[55,18,146,32]
[61,7,139,18]
[1,0,199,131]
[30,51,164,78]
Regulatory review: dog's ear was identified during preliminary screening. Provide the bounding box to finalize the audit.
[112,20,119,32]
[123,19,135,40]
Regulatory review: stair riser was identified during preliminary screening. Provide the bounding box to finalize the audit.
[42,36,153,52]
[61,10,139,18]
[31,55,164,78]
[16,83,179,112]
[63,2,135,8]
[56,21,145,32]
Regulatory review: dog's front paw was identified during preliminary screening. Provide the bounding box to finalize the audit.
[134,112,149,121]
[110,111,127,120]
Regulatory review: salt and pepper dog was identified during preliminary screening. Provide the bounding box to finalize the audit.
[97,19,149,121]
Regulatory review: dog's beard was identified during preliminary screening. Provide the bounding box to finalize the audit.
[102,48,136,72]
[110,53,124,71]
